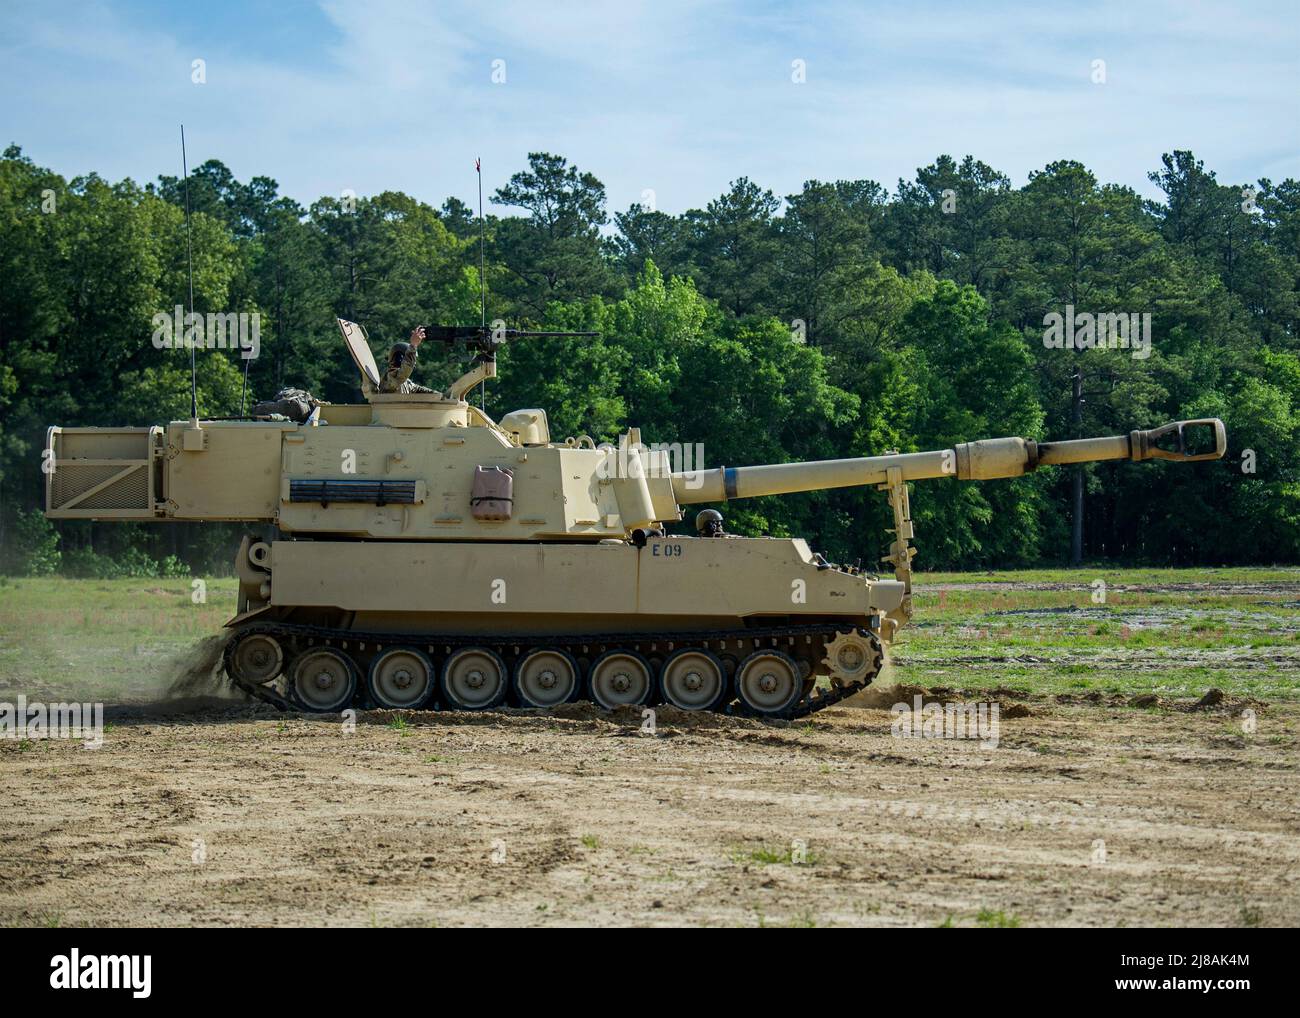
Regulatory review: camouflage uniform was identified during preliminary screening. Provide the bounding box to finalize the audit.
[380,345,434,394]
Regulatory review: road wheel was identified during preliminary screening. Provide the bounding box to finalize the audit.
[368,647,436,709]
[289,648,358,712]
[737,650,803,716]
[660,649,728,711]
[514,648,579,708]
[441,647,509,710]
[588,650,653,709]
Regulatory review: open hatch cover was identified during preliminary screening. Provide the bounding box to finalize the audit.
[337,318,381,393]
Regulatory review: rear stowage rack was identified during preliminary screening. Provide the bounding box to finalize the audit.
[288,478,418,508]
[45,426,163,518]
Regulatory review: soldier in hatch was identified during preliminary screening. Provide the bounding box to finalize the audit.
[695,508,726,537]
[380,326,436,394]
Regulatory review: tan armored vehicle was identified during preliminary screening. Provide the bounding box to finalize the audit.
[45,320,1226,717]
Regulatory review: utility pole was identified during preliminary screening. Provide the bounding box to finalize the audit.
[1069,366,1116,567]
[1071,367,1084,566]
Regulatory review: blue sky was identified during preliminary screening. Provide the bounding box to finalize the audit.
[2,0,1296,218]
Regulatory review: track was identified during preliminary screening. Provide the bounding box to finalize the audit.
[222,618,884,719]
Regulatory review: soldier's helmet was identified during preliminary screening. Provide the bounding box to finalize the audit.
[695,508,724,536]
[388,342,412,368]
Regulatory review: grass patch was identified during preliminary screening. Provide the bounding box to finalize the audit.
[0,576,239,701]
[891,569,1300,701]
[3,571,1298,704]
[975,908,1023,928]
[732,843,817,866]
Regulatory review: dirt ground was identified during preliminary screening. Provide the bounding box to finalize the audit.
[2,687,1296,927]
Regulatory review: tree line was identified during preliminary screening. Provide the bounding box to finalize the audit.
[1,143,1297,575]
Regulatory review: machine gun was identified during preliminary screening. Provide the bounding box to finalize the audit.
[417,324,598,399]
[421,325,599,358]
[336,319,597,400]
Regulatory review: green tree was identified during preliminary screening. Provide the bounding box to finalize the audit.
[896,281,1046,567]
[684,177,780,317]
[610,203,691,283]
[775,179,887,348]
[886,154,1013,293]
[491,152,614,316]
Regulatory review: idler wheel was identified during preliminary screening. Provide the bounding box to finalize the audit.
[229,633,284,685]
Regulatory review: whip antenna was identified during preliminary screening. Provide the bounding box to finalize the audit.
[181,124,199,423]
[239,336,251,415]
[476,156,487,409]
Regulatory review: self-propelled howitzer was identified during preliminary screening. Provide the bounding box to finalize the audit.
[44,318,1226,718]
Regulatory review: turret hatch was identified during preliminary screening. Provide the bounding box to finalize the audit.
[338,318,382,394]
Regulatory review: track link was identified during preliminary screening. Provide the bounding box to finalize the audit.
[222,619,883,720]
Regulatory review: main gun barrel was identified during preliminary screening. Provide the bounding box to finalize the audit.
[672,418,1225,505]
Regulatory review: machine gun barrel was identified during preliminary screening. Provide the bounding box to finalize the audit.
[672,418,1225,504]
[422,325,598,354]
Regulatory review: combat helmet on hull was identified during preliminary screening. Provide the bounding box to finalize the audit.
[45,319,1227,717]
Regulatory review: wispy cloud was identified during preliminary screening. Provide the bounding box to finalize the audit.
[2,0,1296,217]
